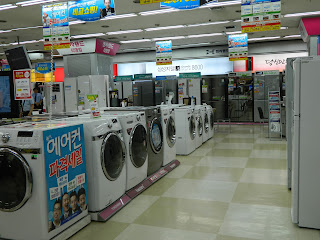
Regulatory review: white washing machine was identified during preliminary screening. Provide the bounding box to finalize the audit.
[102,111,148,190]
[158,105,177,166]
[199,105,210,142]
[0,121,90,240]
[194,106,203,149]
[175,107,196,155]
[205,105,215,139]
[52,116,127,220]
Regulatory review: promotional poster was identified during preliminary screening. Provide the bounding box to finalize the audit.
[228,33,248,61]
[13,70,32,100]
[161,0,218,9]
[69,0,116,22]
[156,40,173,65]
[43,125,88,233]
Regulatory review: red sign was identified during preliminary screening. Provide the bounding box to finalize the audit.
[13,70,32,100]
[96,39,120,56]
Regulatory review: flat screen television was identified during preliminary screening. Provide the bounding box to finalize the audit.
[0,71,20,118]
[5,46,31,71]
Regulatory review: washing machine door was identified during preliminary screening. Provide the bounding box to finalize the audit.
[130,124,148,168]
[189,115,196,140]
[197,116,203,137]
[210,111,214,130]
[204,113,209,133]
[101,133,126,181]
[0,147,33,212]
[150,118,163,154]
[166,116,176,148]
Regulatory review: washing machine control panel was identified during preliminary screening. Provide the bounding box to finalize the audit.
[16,131,39,147]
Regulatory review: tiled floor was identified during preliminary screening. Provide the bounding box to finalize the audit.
[71,125,320,240]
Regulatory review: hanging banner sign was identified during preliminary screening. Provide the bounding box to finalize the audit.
[43,3,70,51]
[68,0,115,22]
[228,33,248,61]
[13,70,32,100]
[141,0,165,4]
[241,0,281,33]
[43,125,88,232]
[114,75,133,81]
[156,40,173,66]
[161,0,217,9]
[35,63,56,74]
[134,74,153,80]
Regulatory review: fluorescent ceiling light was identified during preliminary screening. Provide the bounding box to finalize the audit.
[233,20,242,23]
[199,0,241,8]
[17,0,60,7]
[101,13,137,20]
[284,11,320,18]
[0,4,18,11]
[188,21,230,27]
[12,26,42,31]
[174,42,212,48]
[107,29,143,35]
[248,36,280,41]
[280,27,288,30]
[145,25,185,31]
[120,39,151,44]
[140,8,179,16]
[0,30,12,34]
[19,40,40,44]
[283,35,301,38]
[226,31,242,35]
[188,33,223,38]
[69,20,86,25]
[153,36,185,41]
[72,33,105,39]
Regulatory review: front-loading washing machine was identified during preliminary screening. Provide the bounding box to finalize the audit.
[0,121,90,240]
[103,107,164,176]
[158,105,176,166]
[175,107,196,155]
[51,116,127,221]
[101,111,148,190]
[194,106,203,149]
[205,105,215,139]
[199,105,210,142]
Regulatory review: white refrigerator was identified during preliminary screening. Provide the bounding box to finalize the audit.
[291,56,320,229]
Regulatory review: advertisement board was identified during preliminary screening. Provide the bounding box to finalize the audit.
[156,40,172,65]
[228,33,248,61]
[43,125,88,232]
[161,0,217,9]
[13,69,32,100]
[68,0,115,22]
[43,3,70,50]
[241,0,281,33]
[35,63,55,74]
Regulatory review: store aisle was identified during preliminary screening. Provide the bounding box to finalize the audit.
[70,125,320,240]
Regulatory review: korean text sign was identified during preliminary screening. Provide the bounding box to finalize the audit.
[161,0,217,9]
[42,3,70,50]
[13,70,32,100]
[241,0,281,33]
[43,125,88,232]
[228,33,248,61]
[69,0,115,22]
[156,40,173,66]
[35,63,56,74]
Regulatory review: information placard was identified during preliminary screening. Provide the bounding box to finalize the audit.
[13,70,32,100]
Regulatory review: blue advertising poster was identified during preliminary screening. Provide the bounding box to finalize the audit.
[160,0,217,9]
[35,63,55,74]
[69,0,115,22]
[156,40,173,65]
[228,33,248,61]
[43,125,88,233]
[2,64,10,71]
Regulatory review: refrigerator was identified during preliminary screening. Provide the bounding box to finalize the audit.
[188,78,201,105]
[132,80,155,106]
[291,57,320,229]
[154,76,178,105]
[113,81,133,101]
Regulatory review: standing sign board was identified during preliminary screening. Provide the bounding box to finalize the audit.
[43,3,70,51]
[43,124,88,232]
[13,70,32,100]
[241,0,281,33]
[268,90,281,136]
[156,41,173,65]
[228,33,248,61]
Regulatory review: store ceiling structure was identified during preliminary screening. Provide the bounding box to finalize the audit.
[0,0,319,59]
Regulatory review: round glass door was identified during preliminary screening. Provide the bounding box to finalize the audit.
[197,116,203,137]
[166,116,176,148]
[189,115,196,140]
[210,112,214,130]
[0,148,32,212]
[101,133,126,181]
[204,113,209,133]
[150,118,163,154]
[130,124,148,168]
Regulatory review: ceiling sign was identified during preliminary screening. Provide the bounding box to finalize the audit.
[160,0,217,10]
[156,40,172,65]
[140,0,165,4]
[241,0,281,33]
[68,0,115,22]
[42,3,70,51]
[228,33,248,61]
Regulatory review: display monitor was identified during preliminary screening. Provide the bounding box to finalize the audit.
[0,72,20,118]
[5,46,31,71]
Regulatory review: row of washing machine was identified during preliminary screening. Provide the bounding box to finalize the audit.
[0,106,177,240]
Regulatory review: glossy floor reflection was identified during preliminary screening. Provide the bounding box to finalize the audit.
[70,125,320,240]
